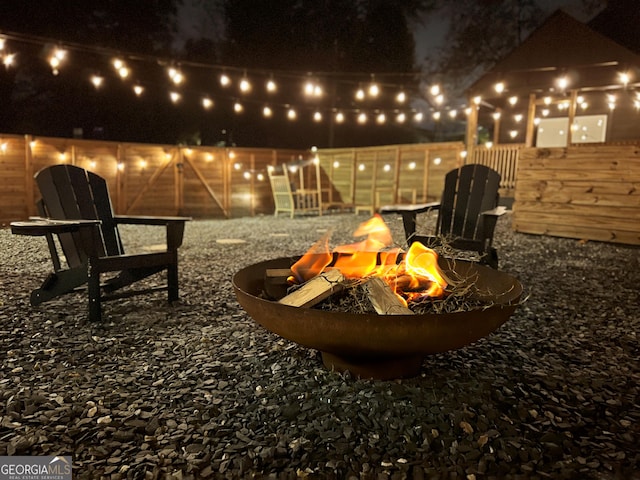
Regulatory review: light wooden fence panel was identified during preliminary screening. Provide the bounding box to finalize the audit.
[513,145,640,245]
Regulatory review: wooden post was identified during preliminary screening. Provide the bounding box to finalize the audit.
[392,147,401,204]
[525,93,537,147]
[175,148,184,215]
[24,134,34,217]
[492,109,502,145]
[465,99,478,162]
[115,144,123,214]
[567,89,578,146]
[250,153,256,217]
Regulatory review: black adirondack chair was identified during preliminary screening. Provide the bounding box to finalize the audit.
[380,164,506,268]
[11,164,190,321]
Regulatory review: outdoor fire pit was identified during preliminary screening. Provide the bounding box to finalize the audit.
[233,255,522,380]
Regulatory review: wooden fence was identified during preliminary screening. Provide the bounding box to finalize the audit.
[513,145,640,245]
[0,134,308,225]
[7,133,637,247]
[0,135,471,225]
[316,142,466,213]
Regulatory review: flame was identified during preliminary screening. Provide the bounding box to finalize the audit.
[290,215,448,305]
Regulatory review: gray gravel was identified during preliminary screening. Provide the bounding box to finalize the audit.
[1,212,639,479]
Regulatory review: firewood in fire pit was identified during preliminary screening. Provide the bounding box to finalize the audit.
[365,277,414,315]
[278,269,345,308]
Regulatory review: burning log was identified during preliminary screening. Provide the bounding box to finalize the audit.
[264,268,292,299]
[365,277,414,315]
[278,269,345,308]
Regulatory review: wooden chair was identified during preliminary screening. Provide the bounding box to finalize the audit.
[267,164,322,217]
[10,164,190,321]
[380,164,506,268]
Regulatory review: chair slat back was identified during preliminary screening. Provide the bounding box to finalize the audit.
[35,165,124,268]
[436,164,500,241]
[268,166,295,215]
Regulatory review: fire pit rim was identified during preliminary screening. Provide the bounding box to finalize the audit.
[232,256,522,363]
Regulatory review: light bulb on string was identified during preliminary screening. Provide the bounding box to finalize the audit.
[508,96,518,106]
[234,101,243,113]
[133,84,144,96]
[3,53,15,68]
[355,87,365,101]
[368,81,380,97]
[49,47,67,75]
[396,112,406,123]
[396,91,406,103]
[313,111,322,122]
[201,97,213,109]
[90,74,104,89]
[429,84,440,96]
[335,112,345,123]
[357,112,367,124]
[168,68,183,85]
[169,91,181,103]
[556,76,569,90]
[376,112,386,124]
[494,81,505,94]
[239,77,251,93]
[263,105,273,118]
[266,78,277,93]
[618,71,631,87]
[287,108,297,120]
[220,73,231,87]
[414,112,424,122]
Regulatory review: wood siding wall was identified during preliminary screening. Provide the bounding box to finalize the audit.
[513,145,640,245]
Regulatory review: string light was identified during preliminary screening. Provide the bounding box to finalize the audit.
[239,77,251,93]
[91,74,104,89]
[48,47,66,75]
[2,30,640,135]
[220,73,231,87]
[201,97,213,109]
[263,105,273,117]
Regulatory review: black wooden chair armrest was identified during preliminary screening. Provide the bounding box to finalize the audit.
[114,215,190,250]
[379,202,440,215]
[379,202,441,241]
[11,219,101,236]
[114,215,191,226]
[480,206,508,218]
[480,207,508,245]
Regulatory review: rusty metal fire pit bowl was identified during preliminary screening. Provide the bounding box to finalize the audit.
[233,256,522,380]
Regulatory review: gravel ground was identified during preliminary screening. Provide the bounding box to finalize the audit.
[1,212,639,479]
